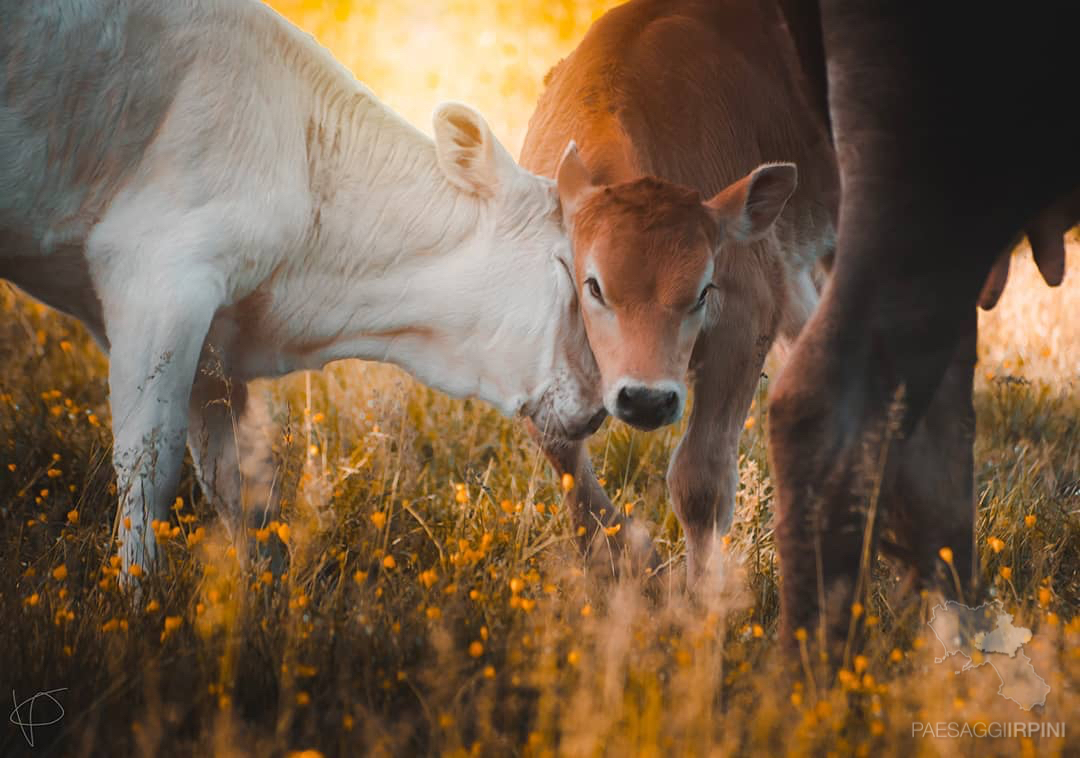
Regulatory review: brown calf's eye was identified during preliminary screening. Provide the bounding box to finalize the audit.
[693,284,715,311]
[585,277,604,304]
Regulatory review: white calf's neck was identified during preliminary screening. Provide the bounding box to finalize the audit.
[226,66,577,420]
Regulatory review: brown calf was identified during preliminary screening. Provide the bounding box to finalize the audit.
[523,0,838,576]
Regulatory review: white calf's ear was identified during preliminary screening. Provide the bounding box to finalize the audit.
[556,141,598,221]
[433,102,517,198]
[705,162,797,243]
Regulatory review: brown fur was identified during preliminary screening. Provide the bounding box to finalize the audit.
[521,0,838,574]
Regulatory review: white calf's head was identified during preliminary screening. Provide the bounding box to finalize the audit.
[428,104,603,439]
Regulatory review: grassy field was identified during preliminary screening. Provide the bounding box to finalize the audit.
[2,2,1079,756]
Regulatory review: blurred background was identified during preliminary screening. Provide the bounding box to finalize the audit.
[269,0,621,156]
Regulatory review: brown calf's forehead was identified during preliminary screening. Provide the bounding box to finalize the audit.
[573,178,716,307]
[574,177,711,241]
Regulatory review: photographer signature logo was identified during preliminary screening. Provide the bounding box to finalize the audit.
[10,688,67,747]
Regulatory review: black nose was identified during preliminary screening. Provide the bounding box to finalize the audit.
[614,385,680,430]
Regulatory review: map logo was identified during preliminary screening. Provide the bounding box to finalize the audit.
[927,600,1049,711]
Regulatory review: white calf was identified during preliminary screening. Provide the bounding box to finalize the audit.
[0,0,601,576]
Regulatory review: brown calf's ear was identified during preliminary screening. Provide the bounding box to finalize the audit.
[556,141,598,221]
[705,162,798,243]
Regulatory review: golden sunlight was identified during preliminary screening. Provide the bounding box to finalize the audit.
[267,0,621,155]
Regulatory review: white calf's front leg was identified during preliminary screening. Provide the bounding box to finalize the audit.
[105,280,220,579]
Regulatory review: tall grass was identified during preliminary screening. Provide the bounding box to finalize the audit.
[2,2,1077,754]
[3,246,1077,755]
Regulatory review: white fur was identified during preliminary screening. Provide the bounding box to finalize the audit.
[0,0,599,575]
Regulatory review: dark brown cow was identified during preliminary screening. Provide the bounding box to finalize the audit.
[522,0,838,575]
[769,0,1077,660]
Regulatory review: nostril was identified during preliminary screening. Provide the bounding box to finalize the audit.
[616,386,634,410]
[585,407,608,434]
[661,390,678,410]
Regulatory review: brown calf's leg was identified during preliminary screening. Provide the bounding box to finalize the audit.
[667,327,764,582]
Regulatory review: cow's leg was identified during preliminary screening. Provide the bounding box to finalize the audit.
[527,422,653,573]
[885,322,978,598]
[106,278,220,580]
[769,297,942,657]
[187,373,281,562]
[667,325,767,582]
[766,0,1028,657]
[766,210,998,661]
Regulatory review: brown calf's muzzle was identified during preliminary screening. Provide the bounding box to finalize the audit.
[611,380,684,430]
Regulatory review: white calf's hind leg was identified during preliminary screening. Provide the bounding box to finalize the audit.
[106,282,219,580]
[188,374,281,560]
